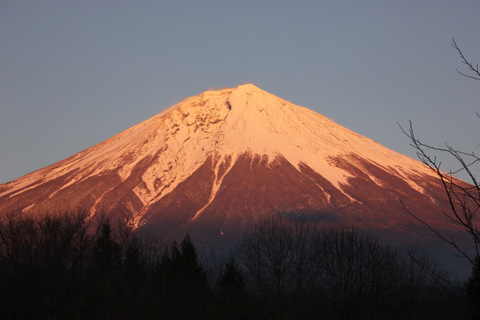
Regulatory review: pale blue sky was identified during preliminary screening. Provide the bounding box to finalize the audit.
[1,0,479,183]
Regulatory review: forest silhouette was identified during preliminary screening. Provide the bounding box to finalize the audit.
[0,210,476,320]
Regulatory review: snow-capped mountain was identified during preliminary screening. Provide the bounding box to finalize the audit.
[0,84,457,244]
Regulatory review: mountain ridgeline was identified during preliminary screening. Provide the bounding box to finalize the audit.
[0,84,464,248]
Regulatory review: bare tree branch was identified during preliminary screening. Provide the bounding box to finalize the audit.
[399,121,480,266]
[452,38,480,80]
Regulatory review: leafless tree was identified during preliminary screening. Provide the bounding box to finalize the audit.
[401,39,480,266]
[238,218,451,319]
[237,216,322,320]
[318,226,399,317]
[401,38,480,317]
[402,122,480,265]
[317,226,450,319]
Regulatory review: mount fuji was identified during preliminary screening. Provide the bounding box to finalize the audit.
[0,84,459,246]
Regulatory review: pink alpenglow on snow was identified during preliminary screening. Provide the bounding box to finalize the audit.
[0,84,463,246]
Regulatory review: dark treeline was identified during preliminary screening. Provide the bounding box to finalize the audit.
[0,211,475,320]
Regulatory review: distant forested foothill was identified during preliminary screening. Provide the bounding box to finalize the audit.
[0,210,477,320]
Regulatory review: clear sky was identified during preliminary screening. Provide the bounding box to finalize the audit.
[1,0,479,183]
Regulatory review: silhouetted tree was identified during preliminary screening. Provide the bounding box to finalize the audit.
[318,226,397,318]
[402,38,480,317]
[152,234,210,319]
[466,256,480,319]
[213,256,249,319]
[0,210,94,319]
[217,256,245,296]
[0,210,465,319]
[238,217,322,320]
[318,226,450,319]
[238,217,457,319]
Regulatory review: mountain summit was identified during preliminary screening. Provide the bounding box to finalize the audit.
[0,84,455,243]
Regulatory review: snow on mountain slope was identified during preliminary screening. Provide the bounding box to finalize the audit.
[0,84,452,241]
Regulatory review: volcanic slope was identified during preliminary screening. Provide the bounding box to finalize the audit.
[0,84,455,243]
